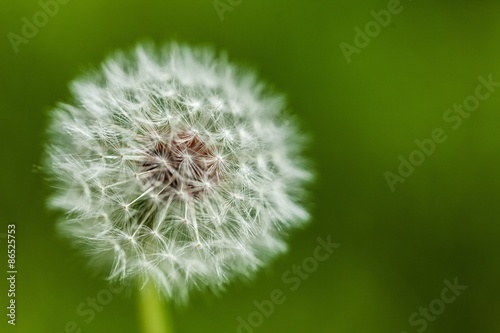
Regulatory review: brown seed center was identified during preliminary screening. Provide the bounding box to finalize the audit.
[140,132,219,200]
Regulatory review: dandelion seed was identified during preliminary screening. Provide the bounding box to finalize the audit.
[46,42,312,303]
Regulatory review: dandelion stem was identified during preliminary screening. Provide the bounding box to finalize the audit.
[138,282,173,333]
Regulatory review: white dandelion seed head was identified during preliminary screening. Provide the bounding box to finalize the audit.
[46,42,311,303]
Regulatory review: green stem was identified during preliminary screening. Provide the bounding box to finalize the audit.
[138,282,173,333]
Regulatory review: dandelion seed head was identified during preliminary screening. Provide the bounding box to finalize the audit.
[46,42,311,303]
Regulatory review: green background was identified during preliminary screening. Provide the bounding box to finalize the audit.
[1,0,500,332]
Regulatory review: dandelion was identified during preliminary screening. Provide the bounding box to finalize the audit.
[46,43,311,311]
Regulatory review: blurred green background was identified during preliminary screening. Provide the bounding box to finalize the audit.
[1,0,500,332]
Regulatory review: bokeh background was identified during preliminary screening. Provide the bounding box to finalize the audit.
[1,0,500,332]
